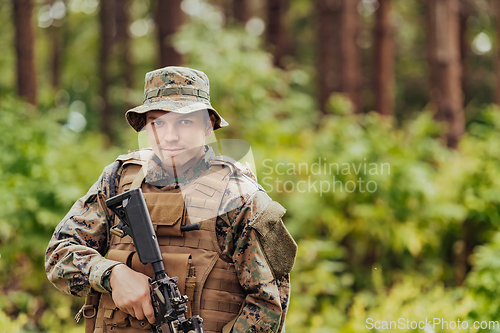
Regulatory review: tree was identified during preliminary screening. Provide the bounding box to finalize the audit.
[48,0,69,90]
[114,0,133,91]
[156,0,184,67]
[266,0,289,68]
[426,0,464,148]
[316,0,341,115]
[496,0,500,106]
[374,0,395,116]
[233,0,250,23]
[316,0,361,114]
[13,0,37,105]
[340,0,361,113]
[49,26,63,89]
[99,0,115,142]
[459,0,471,101]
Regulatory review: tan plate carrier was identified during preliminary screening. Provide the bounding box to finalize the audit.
[92,150,247,333]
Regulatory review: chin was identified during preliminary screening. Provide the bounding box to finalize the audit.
[164,152,195,165]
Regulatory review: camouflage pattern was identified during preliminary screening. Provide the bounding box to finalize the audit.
[126,67,229,132]
[45,146,291,332]
[145,151,212,188]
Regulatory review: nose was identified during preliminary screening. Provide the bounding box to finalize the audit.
[161,123,179,143]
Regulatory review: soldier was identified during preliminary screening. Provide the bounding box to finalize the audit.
[45,66,297,333]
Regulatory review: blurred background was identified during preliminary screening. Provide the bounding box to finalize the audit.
[1,0,500,331]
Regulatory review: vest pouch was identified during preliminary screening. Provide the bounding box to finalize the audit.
[143,192,186,237]
[130,252,193,296]
[129,316,151,330]
[100,293,130,327]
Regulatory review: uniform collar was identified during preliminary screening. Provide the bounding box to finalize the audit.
[145,145,215,188]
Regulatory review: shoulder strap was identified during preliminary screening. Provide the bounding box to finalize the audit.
[108,160,123,198]
[115,148,154,163]
[115,149,151,190]
[211,155,237,173]
[130,165,146,189]
[212,154,260,184]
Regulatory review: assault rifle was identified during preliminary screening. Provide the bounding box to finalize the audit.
[106,188,204,333]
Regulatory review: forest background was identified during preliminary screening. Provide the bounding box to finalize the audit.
[2,0,500,332]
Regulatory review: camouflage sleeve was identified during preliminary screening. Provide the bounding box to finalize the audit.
[276,274,291,332]
[218,187,292,333]
[44,162,123,297]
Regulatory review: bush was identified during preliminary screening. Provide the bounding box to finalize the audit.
[282,106,500,331]
[0,97,119,332]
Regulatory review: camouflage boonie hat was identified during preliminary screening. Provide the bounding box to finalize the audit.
[126,66,229,132]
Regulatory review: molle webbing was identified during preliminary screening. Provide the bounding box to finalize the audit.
[203,320,227,332]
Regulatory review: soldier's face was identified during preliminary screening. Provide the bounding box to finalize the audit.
[145,110,213,168]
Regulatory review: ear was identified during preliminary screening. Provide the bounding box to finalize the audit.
[205,114,215,137]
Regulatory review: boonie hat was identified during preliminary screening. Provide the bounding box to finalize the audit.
[126,66,229,132]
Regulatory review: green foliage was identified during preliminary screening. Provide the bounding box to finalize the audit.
[0,309,28,333]
[467,231,500,323]
[288,240,353,332]
[2,0,500,331]
[279,106,500,331]
[0,1,15,99]
[0,96,118,332]
[341,275,475,333]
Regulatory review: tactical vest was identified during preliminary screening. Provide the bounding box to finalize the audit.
[93,150,248,333]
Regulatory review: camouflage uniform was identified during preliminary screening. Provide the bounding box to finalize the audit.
[45,66,295,333]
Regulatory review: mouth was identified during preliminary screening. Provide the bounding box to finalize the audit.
[161,148,185,155]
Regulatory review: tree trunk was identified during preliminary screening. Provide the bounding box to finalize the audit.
[427,0,464,148]
[266,0,289,68]
[233,0,250,23]
[50,28,62,89]
[49,0,68,90]
[316,0,341,114]
[496,0,500,106]
[340,0,361,113]
[459,0,470,102]
[156,0,184,67]
[374,0,394,116]
[114,0,133,90]
[99,0,115,142]
[316,0,361,114]
[13,0,37,105]
[211,0,231,25]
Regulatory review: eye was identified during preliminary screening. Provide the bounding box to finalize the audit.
[179,119,193,125]
[152,119,165,126]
